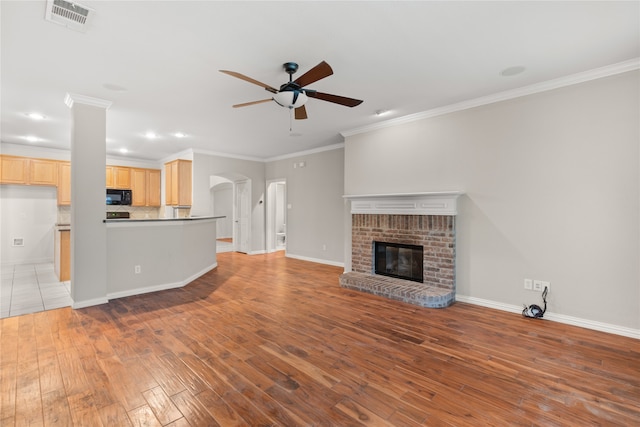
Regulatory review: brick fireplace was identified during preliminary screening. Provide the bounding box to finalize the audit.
[340,192,461,308]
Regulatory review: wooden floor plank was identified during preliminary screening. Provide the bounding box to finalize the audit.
[0,251,638,426]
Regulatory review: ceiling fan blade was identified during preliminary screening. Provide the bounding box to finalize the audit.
[306,91,363,107]
[293,61,333,87]
[220,70,278,94]
[295,105,308,120]
[232,99,272,108]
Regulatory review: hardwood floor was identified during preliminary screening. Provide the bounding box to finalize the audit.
[1,251,639,426]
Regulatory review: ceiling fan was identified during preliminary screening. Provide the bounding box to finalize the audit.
[219,61,363,120]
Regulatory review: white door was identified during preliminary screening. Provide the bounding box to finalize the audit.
[234,180,251,253]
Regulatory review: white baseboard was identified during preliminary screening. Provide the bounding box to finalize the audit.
[72,297,109,309]
[285,253,345,268]
[107,281,184,301]
[455,294,640,340]
[70,263,219,307]
[107,262,218,301]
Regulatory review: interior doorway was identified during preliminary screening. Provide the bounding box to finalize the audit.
[266,179,286,253]
[210,174,251,254]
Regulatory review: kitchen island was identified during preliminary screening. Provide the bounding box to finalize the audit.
[104,216,223,300]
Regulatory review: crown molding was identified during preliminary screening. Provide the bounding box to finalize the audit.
[341,58,640,138]
[191,148,264,162]
[64,93,112,109]
[265,142,345,162]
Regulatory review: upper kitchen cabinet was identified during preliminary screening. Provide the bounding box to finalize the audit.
[165,159,192,206]
[0,155,57,186]
[57,161,71,206]
[106,166,131,189]
[0,155,28,184]
[131,168,161,207]
[29,158,58,185]
[147,169,161,206]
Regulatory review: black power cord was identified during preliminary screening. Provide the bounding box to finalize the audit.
[522,286,548,318]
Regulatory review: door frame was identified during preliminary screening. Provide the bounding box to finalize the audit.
[266,179,286,253]
[233,179,251,253]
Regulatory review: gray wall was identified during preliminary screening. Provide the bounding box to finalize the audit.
[266,147,345,265]
[344,71,639,330]
[192,152,266,253]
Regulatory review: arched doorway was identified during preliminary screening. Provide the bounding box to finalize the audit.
[210,173,251,254]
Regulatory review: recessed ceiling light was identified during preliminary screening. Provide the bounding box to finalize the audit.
[500,66,526,77]
[145,131,157,139]
[119,148,128,154]
[26,112,46,120]
[173,132,187,138]
[375,109,391,116]
[23,135,39,142]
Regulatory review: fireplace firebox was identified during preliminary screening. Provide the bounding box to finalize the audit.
[374,241,424,283]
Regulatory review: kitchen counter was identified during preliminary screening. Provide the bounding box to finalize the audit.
[103,215,224,224]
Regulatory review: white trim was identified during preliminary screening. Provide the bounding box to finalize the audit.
[191,142,345,163]
[286,252,345,268]
[192,148,263,163]
[456,294,640,340]
[72,297,109,309]
[108,281,184,301]
[249,250,267,255]
[341,58,640,138]
[264,142,345,162]
[344,191,463,215]
[107,262,218,300]
[64,93,112,109]
[159,148,194,164]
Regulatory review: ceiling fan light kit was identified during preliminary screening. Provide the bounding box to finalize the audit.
[273,91,308,109]
[220,61,363,121]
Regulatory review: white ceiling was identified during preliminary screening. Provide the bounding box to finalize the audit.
[1,1,638,162]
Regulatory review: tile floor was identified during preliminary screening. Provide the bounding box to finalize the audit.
[0,263,72,319]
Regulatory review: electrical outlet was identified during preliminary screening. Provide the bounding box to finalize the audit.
[135,265,141,274]
[322,244,327,251]
[533,280,550,292]
[524,279,533,290]
[540,280,550,292]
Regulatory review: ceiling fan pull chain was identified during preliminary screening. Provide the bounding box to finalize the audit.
[289,108,293,131]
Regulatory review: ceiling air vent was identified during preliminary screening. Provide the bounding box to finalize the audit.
[45,0,94,32]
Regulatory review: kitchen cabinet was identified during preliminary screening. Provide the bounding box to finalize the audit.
[54,228,70,282]
[0,155,57,186]
[106,166,131,189]
[165,159,192,206]
[131,168,161,207]
[29,158,58,185]
[0,155,29,184]
[57,161,71,205]
[147,169,161,206]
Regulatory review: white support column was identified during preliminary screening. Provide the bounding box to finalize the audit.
[65,93,112,308]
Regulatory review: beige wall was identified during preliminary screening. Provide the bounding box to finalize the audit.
[344,71,639,331]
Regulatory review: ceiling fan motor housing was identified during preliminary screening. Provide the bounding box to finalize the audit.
[283,62,299,75]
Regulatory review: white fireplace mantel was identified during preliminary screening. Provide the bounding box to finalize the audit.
[343,191,463,215]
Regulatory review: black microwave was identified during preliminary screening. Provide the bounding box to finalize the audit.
[106,189,132,205]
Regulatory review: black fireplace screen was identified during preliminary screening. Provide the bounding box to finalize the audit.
[374,241,423,283]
